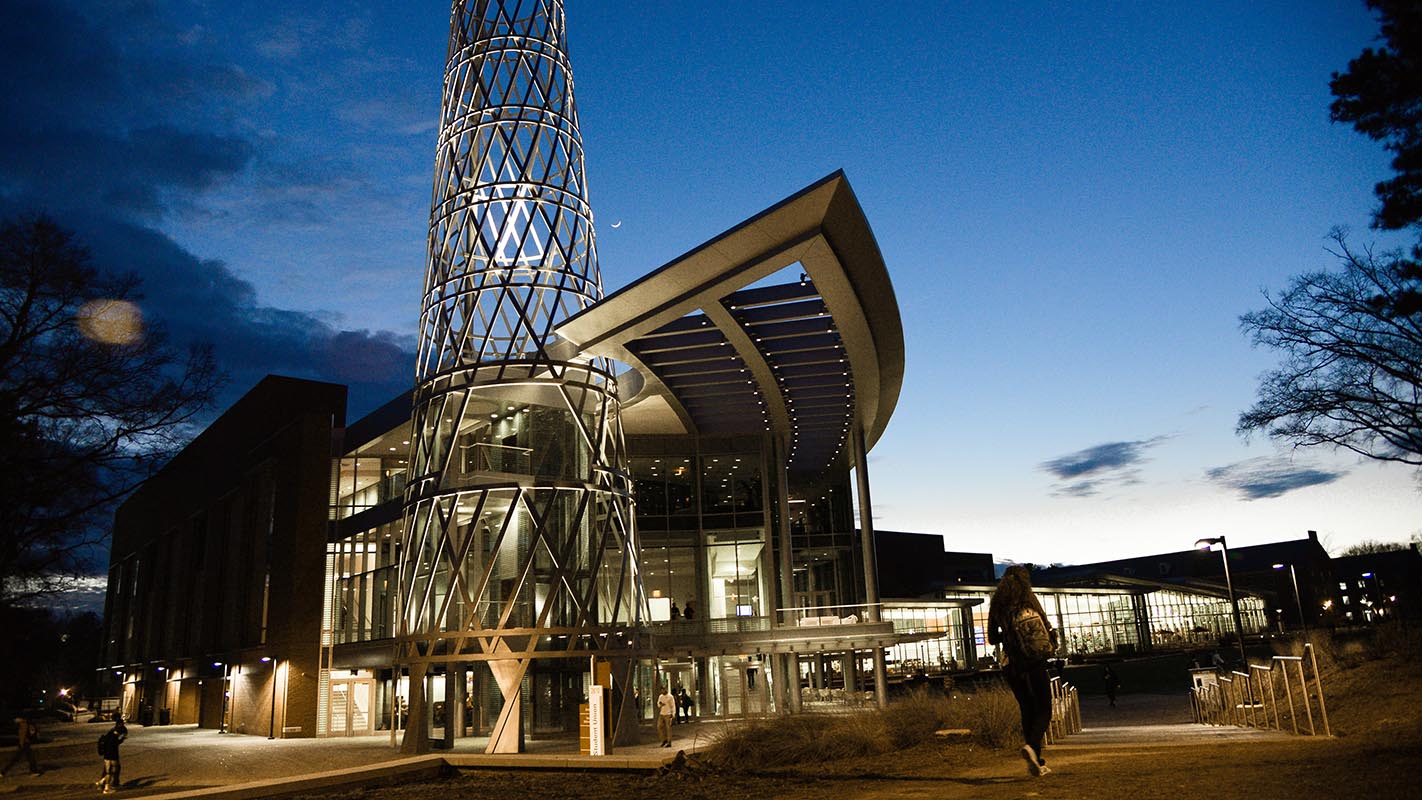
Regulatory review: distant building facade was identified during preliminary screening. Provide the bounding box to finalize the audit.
[1329,545,1422,623]
[1035,531,1338,631]
[874,532,1271,675]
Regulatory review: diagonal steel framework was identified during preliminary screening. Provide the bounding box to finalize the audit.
[398,0,644,754]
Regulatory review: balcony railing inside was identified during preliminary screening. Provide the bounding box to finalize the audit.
[462,442,533,475]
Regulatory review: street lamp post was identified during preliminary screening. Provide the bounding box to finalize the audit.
[1195,536,1249,671]
[262,657,276,740]
[1272,562,1308,638]
[214,662,228,733]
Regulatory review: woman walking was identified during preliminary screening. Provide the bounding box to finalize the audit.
[988,565,1058,777]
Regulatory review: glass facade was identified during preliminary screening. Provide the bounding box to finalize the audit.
[331,447,407,520]
[1144,588,1268,646]
[631,440,776,624]
[878,584,1278,665]
[787,477,860,617]
[882,604,975,674]
[328,521,398,644]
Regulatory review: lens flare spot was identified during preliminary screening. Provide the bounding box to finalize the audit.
[77,299,144,345]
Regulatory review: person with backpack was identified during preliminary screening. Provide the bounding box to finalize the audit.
[988,565,1058,777]
[95,716,127,794]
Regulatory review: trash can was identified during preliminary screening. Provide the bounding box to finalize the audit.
[158,708,171,725]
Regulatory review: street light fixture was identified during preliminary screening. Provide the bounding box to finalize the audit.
[1272,563,1308,638]
[1195,536,1249,671]
[261,657,276,740]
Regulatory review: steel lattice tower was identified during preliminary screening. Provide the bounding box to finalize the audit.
[397,0,643,754]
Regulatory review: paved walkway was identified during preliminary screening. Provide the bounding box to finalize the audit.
[0,717,701,799]
[0,692,1308,798]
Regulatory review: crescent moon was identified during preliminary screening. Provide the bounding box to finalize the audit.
[611,220,622,229]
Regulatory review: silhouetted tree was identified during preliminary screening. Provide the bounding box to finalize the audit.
[1339,539,1410,556]
[1240,3,1422,472]
[1239,231,1421,471]
[1331,0,1422,231]
[0,214,222,609]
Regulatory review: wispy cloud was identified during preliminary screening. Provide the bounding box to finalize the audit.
[1040,437,1169,497]
[1205,457,1346,500]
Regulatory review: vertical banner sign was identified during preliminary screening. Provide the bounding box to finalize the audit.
[588,685,606,756]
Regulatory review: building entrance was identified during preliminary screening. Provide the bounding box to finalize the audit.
[720,660,768,716]
[329,678,374,736]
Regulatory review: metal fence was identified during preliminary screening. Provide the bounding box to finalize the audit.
[1190,642,1331,736]
[1046,675,1082,743]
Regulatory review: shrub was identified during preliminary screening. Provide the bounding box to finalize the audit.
[944,684,1020,748]
[704,685,1022,770]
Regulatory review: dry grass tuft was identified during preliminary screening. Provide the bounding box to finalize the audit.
[704,684,1021,770]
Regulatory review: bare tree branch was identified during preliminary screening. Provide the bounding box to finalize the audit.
[0,214,224,609]
[1239,231,1422,473]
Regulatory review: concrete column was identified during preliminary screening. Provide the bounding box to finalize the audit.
[851,425,880,623]
[400,662,430,754]
[774,435,795,628]
[850,425,889,709]
[785,652,802,712]
[487,658,525,753]
[871,647,888,709]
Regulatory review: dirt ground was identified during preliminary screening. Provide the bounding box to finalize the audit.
[320,644,1421,800]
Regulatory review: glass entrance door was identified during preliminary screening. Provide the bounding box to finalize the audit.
[328,679,374,736]
[720,660,767,716]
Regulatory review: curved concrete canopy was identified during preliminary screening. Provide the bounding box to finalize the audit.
[557,171,904,475]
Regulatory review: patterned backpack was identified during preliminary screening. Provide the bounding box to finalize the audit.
[1012,607,1055,661]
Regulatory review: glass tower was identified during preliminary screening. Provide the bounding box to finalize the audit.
[397,0,642,753]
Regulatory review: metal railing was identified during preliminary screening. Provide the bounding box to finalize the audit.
[779,603,884,628]
[1045,676,1082,743]
[646,615,774,636]
[1190,642,1331,736]
[462,442,533,474]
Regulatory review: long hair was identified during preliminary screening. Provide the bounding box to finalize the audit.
[990,564,1046,626]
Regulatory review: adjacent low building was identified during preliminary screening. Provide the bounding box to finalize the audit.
[875,531,1271,676]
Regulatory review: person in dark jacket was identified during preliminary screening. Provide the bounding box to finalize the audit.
[1103,664,1121,707]
[96,717,127,794]
[1,716,40,777]
[987,565,1057,777]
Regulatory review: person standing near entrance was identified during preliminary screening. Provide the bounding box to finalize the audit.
[656,686,676,747]
[988,565,1058,778]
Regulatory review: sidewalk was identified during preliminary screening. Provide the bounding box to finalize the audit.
[0,718,697,798]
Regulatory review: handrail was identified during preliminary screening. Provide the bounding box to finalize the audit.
[1045,676,1081,744]
[1189,643,1330,737]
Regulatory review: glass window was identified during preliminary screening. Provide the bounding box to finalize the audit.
[705,530,766,620]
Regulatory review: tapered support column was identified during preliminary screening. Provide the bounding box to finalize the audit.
[400,662,430,754]
[851,424,888,709]
[487,658,525,754]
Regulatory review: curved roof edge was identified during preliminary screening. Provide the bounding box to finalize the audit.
[559,171,904,469]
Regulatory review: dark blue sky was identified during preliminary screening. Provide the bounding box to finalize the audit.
[2,0,1416,564]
